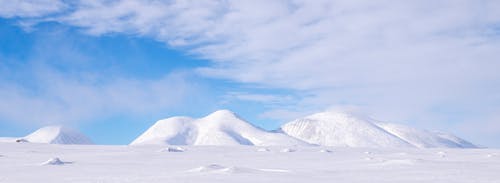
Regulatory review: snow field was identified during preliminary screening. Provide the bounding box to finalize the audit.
[0,143,498,183]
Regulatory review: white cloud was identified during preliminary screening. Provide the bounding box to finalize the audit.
[0,67,194,126]
[453,112,500,147]
[0,0,65,18]
[2,0,500,145]
[223,92,295,104]
[258,109,312,122]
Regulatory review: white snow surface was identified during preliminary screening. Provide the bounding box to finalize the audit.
[281,111,476,148]
[23,126,93,144]
[131,110,307,146]
[0,137,17,143]
[0,143,498,183]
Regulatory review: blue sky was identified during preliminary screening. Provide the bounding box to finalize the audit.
[1,0,500,146]
[0,18,285,144]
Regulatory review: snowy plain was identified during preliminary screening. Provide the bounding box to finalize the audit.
[1,143,499,183]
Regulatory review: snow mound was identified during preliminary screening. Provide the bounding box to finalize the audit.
[187,164,258,174]
[487,153,497,158]
[281,111,476,148]
[41,157,67,165]
[25,126,93,145]
[188,164,227,173]
[280,148,296,152]
[187,164,289,174]
[131,110,307,146]
[159,146,185,152]
[257,148,270,152]
[221,167,262,174]
[437,151,447,157]
[319,149,332,153]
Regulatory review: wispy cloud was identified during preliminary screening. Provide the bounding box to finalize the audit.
[0,22,198,126]
[223,92,295,104]
[0,0,66,18]
[0,65,194,126]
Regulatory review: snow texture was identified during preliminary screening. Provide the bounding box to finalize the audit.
[159,146,186,152]
[2,110,476,149]
[281,111,476,148]
[0,137,16,143]
[0,143,498,183]
[24,126,93,144]
[131,110,307,146]
[40,157,66,166]
[187,164,290,174]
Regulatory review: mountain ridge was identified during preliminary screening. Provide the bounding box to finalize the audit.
[281,110,476,148]
[131,109,308,146]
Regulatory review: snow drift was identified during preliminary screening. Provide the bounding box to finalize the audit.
[131,110,306,146]
[40,157,68,166]
[280,111,476,148]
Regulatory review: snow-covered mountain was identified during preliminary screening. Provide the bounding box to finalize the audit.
[375,122,476,148]
[280,111,476,148]
[21,126,93,144]
[133,109,475,148]
[131,110,307,146]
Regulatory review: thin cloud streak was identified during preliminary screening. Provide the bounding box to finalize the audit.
[0,0,65,18]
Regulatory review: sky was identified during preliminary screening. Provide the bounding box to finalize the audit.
[0,0,499,147]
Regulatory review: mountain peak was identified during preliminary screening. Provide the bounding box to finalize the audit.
[313,110,371,121]
[206,109,238,118]
[35,125,67,133]
[201,110,243,125]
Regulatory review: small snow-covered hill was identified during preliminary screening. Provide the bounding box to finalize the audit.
[281,111,476,148]
[23,126,93,144]
[131,110,307,146]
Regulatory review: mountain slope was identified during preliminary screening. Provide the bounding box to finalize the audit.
[375,122,476,148]
[131,110,307,146]
[281,111,476,148]
[281,111,413,148]
[23,126,93,144]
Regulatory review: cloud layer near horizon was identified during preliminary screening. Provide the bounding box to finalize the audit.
[1,0,500,145]
[0,64,193,126]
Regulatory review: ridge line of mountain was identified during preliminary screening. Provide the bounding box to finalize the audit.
[0,109,477,148]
